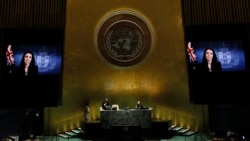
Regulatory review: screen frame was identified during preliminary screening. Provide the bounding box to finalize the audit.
[184,24,250,104]
[0,28,64,108]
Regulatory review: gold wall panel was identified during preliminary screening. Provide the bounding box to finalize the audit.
[3,0,249,136]
[42,0,208,135]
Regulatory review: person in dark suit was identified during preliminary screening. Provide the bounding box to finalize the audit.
[31,111,42,140]
[22,112,31,140]
[102,98,110,110]
[135,100,143,109]
[198,47,222,73]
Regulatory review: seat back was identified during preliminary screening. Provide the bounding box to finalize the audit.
[111,104,119,110]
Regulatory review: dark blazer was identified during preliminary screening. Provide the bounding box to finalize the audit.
[198,62,222,73]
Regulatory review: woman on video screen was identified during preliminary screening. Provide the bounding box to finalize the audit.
[15,50,38,77]
[14,50,39,97]
[198,47,222,73]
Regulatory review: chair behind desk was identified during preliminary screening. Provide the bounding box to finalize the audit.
[111,104,119,110]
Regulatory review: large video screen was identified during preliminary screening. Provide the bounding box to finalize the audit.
[0,28,64,107]
[185,24,250,104]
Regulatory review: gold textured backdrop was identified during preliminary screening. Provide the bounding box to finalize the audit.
[43,0,208,134]
[1,0,249,136]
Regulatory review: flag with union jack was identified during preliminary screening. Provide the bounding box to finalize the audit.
[186,42,196,63]
[6,44,15,73]
[6,44,15,66]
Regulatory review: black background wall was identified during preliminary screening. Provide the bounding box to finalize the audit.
[0,108,43,139]
[209,105,250,136]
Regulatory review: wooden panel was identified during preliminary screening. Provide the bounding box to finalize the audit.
[182,0,250,26]
[0,0,66,28]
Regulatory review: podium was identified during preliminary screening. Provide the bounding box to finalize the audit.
[100,108,152,129]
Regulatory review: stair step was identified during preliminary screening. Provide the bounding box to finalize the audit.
[183,131,196,136]
[58,133,71,138]
[171,126,183,131]
[57,128,85,139]
[177,128,189,134]
[168,125,177,130]
[71,129,84,134]
[65,131,77,136]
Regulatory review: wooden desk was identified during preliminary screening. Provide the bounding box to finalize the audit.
[100,108,152,129]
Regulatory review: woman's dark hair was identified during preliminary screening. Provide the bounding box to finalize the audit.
[19,50,36,67]
[199,47,222,72]
[201,47,219,64]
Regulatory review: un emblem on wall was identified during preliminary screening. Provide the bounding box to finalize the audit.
[96,10,153,66]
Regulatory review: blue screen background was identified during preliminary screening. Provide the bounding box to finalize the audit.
[190,41,246,71]
[12,45,62,75]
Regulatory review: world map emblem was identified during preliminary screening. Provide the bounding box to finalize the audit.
[97,11,152,66]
